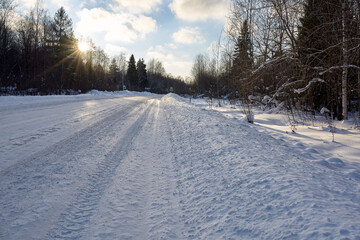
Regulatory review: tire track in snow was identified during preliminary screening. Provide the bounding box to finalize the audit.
[0,97,154,239]
[80,99,183,239]
[46,100,154,239]
[0,98,139,171]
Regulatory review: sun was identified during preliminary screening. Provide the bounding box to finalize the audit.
[78,41,90,52]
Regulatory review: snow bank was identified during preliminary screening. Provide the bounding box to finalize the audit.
[188,95,360,164]
[87,90,158,97]
[163,93,360,239]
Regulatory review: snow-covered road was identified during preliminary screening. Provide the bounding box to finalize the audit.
[1,93,360,239]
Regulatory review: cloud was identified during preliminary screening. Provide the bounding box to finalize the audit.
[166,43,177,49]
[172,27,205,44]
[147,50,175,62]
[50,0,71,10]
[169,0,230,22]
[75,8,157,42]
[17,0,71,12]
[18,0,36,8]
[146,47,192,78]
[105,44,127,55]
[111,0,162,14]
[164,61,192,78]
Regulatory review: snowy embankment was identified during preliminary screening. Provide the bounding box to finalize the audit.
[190,97,360,164]
[164,94,360,239]
[0,92,360,239]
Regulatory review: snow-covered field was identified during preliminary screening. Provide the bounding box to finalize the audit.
[1,92,360,239]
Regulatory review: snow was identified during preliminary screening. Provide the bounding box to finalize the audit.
[191,97,360,164]
[1,92,360,239]
[294,78,325,94]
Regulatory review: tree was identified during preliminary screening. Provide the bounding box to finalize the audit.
[127,54,137,90]
[109,57,119,90]
[17,0,47,90]
[53,6,73,42]
[232,19,253,97]
[0,0,17,88]
[297,0,358,119]
[147,58,166,91]
[116,53,127,89]
[137,58,148,91]
[53,6,75,92]
[191,54,208,93]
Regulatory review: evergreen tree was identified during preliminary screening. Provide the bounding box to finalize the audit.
[53,6,75,92]
[232,19,253,96]
[109,57,119,90]
[137,58,148,91]
[127,54,137,90]
[53,7,73,43]
[298,0,343,118]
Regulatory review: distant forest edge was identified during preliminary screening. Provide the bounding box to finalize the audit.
[0,1,188,95]
[1,0,360,120]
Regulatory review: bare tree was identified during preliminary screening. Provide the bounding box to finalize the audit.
[341,0,349,119]
[0,0,16,87]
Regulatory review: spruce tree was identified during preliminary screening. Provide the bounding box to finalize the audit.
[232,19,253,96]
[127,54,137,90]
[109,58,119,89]
[298,0,343,118]
[53,6,75,60]
[53,6,75,91]
[137,58,148,91]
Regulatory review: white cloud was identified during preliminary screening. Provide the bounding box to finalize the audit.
[172,27,205,44]
[75,8,157,43]
[111,0,162,14]
[50,0,71,10]
[18,0,36,8]
[147,51,175,62]
[148,45,167,53]
[169,0,230,22]
[105,44,127,55]
[17,0,71,13]
[146,48,192,78]
[166,43,177,49]
[164,61,192,78]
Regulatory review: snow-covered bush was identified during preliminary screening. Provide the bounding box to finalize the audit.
[241,101,254,124]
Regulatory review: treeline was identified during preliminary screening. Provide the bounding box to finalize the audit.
[191,0,360,120]
[0,0,187,95]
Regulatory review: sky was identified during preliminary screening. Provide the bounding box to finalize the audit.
[18,0,231,79]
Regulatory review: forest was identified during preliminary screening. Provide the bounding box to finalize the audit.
[0,0,187,95]
[190,0,360,120]
[1,0,360,120]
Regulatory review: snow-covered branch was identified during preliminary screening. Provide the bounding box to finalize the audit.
[252,52,297,75]
[294,78,325,94]
[319,65,360,75]
[267,79,304,103]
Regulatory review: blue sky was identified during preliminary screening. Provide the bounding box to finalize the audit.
[19,0,230,78]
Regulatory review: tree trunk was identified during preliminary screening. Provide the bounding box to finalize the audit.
[357,0,360,114]
[341,0,348,120]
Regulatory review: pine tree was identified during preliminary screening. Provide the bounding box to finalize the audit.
[137,58,148,91]
[232,19,253,96]
[127,54,137,90]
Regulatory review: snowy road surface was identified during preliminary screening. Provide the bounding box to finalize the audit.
[1,93,360,239]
